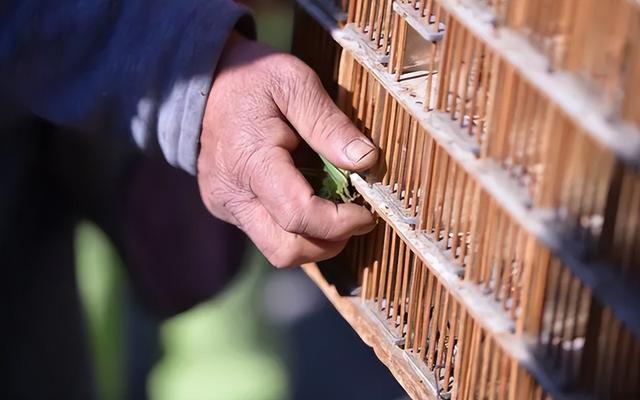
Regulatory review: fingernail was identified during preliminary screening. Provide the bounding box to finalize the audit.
[344,139,375,164]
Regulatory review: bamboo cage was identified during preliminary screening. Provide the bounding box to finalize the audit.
[291,0,640,398]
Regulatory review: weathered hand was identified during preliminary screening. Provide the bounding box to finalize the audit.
[197,34,379,268]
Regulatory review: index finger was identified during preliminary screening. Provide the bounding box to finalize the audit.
[272,61,379,172]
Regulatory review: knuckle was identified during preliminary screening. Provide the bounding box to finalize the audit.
[294,63,319,89]
[294,68,322,101]
[272,53,314,80]
[282,209,308,235]
[282,206,308,234]
[266,53,310,83]
[279,195,312,234]
[282,214,301,234]
[268,55,319,110]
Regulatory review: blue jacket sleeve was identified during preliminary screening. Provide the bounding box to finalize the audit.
[0,0,254,174]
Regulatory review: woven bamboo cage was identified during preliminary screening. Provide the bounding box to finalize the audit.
[291,0,640,399]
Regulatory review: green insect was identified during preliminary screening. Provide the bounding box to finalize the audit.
[301,155,359,203]
[317,155,358,203]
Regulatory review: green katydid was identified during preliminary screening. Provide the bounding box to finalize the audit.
[300,155,359,203]
[317,155,358,203]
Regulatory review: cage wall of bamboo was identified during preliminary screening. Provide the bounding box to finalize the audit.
[292,1,640,398]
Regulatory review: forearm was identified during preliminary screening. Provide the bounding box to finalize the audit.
[0,0,254,173]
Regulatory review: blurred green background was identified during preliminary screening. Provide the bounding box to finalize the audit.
[75,5,293,400]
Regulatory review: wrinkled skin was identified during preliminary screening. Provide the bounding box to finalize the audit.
[197,34,379,268]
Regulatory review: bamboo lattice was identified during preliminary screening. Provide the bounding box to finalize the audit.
[292,0,640,398]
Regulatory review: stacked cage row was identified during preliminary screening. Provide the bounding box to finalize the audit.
[293,0,640,398]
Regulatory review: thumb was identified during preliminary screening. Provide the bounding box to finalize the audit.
[274,62,378,172]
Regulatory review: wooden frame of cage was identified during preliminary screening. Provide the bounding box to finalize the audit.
[292,0,640,398]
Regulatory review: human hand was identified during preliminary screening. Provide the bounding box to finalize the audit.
[197,33,378,268]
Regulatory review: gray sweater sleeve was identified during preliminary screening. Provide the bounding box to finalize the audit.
[0,0,255,174]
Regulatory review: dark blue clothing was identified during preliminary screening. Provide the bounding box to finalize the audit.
[1,0,254,174]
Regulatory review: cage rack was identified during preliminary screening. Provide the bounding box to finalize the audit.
[291,0,640,398]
